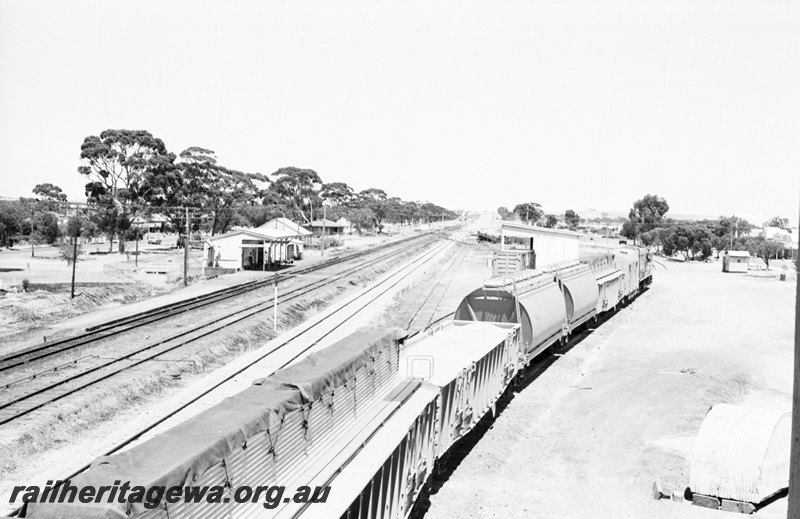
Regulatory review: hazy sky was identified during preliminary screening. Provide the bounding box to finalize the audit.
[1,0,798,221]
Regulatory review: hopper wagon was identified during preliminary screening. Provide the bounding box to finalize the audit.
[23,247,653,519]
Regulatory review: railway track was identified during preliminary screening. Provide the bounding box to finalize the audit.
[6,236,456,517]
[404,240,469,332]
[0,231,442,375]
[0,232,450,426]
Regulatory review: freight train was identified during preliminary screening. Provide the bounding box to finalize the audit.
[24,246,653,519]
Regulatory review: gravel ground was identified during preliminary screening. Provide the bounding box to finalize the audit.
[420,259,795,519]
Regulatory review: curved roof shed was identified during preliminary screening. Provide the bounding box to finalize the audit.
[689,404,790,504]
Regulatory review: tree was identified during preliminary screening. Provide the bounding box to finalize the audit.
[660,223,712,261]
[513,202,543,224]
[78,129,174,252]
[620,220,637,241]
[564,209,581,230]
[270,167,323,224]
[358,188,389,232]
[320,182,355,207]
[741,236,785,269]
[34,212,59,244]
[714,216,752,238]
[0,200,27,247]
[544,214,558,228]
[765,216,789,229]
[627,194,669,241]
[32,183,68,211]
[497,207,513,220]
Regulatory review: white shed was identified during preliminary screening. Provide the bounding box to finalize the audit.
[723,251,750,273]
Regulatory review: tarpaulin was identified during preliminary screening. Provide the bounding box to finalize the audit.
[261,327,403,402]
[27,327,403,518]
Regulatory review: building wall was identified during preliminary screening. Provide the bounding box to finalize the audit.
[532,234,579,267]
[204,234,244,270]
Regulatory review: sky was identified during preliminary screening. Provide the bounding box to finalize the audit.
[1,0,798,222]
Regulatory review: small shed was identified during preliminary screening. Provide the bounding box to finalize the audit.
[306,218,345,236]
[203,228,301,273]
[689,404,790,506]
[723,251,750,273]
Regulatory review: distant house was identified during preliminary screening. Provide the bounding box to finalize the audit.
[131,214,170,234]
[722,251,750,273]
[305,218,345,236]
[335,217,353,235]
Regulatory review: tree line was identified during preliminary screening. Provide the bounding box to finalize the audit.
[620,194,793,268]
[0,129,459,252]
[497,203,583,231]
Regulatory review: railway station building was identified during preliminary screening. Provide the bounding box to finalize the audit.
[203,227,302,275]
[258,217,313,243]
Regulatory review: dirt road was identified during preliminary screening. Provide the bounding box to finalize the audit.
[422,259,795,518]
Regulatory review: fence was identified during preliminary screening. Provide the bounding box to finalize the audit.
[102,251,204,281]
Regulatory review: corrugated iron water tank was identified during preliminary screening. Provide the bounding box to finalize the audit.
[689,404,790,504]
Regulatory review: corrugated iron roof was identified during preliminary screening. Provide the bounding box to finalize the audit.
[690,404,790,503]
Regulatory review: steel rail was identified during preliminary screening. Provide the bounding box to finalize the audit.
[10,237,455,518]
[0,237,449,425]
[0,232,439,373]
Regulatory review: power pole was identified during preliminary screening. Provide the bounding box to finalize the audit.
[134,209,139,269]
[184,207,189,287]
[273,272,278,332]
[70,206,79,299]
[321,204,326,256]
[789,212,800,518]
[30,208,35,258]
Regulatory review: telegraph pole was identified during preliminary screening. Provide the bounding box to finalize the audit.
[273,272,278,332]
[183,207,189,287]
[30,208,35,258]
[321,204,326,256]
[70,206,79,299]
[789,210,800,518]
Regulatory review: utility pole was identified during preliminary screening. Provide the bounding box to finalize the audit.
[184,207,189,287]
[70,206,79,299]
[30,208,35,258]
[321,204,326,256]
[788,212,800,518]
[134,209,139,269]
[273,272,278,332]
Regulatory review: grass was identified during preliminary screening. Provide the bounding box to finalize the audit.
[0,247,414,482]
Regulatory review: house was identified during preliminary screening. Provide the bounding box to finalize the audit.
[203,227,303,275]
[722,250,750,273]
[335,217,353,235]
[131,213,170,234]
[305,218,345,236]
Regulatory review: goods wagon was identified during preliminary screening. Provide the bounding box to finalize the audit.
[551,263,598,334]
[614,247,641,300]
[594,268,624,314]
[26,328,406,519]
[454,270,565,363]
[319,321,520,519]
